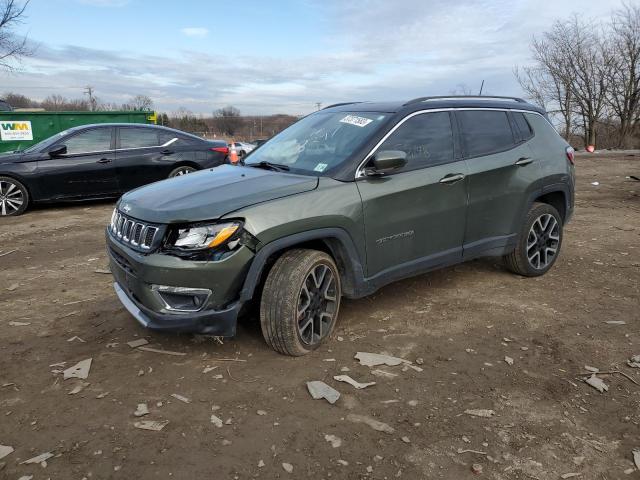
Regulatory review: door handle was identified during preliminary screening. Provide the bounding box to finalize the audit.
[439,173,465,184]
[161,149,174,155]
[515,157,533,166]
[97,158,112,164]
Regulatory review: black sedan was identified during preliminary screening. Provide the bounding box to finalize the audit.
[0,123,229,216]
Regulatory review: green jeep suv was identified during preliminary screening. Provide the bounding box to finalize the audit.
[106,96,575,356]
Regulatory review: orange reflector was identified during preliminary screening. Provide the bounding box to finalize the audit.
[207,225,239,248]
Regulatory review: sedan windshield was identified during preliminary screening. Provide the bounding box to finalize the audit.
[244,111,389,175]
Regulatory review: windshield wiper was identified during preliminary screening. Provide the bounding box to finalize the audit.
[247,161,290,172]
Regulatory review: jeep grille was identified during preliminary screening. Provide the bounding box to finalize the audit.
[110,209,159,250]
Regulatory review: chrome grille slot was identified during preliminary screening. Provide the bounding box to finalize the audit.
[109,209,160,251]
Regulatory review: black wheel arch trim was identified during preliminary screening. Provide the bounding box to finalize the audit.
[238,228,367,302]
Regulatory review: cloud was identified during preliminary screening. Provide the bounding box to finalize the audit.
[5,0,629,115]
[180,27,209,38]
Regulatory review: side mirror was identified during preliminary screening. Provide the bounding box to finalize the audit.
[364,150,407,176]
[48,145,67,157]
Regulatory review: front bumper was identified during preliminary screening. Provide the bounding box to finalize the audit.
[106,230,254,336]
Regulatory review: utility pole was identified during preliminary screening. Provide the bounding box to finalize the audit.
[315,102,322,111]
[84,86,96,111]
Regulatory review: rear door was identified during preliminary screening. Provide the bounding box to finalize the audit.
[456,109,542,258]
[115,127,176,192]
[356,111,468,280]
[35,126,118,199]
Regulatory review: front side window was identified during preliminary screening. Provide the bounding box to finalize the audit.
[64,128,112,154]
[244,111,389,175]
[457,110,515,157]
[377,112,454,171]
[120,128,159,149]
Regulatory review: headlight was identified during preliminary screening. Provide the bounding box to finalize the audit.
[171,221,242,251]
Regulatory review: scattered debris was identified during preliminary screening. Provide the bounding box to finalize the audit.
[504,356,514,366]
[464,409,495,418]
[584,365,599,373]
[257,410,267,416]
[457,448,487,455]
[355,352,405,367]
[633,449,640,470]
[407,400,418,407]
[401,436,411,443]
[258,459,265,468]
[282,462,294,473]
[21,451,54,465]
[560,474,582,479]
[604,320,626,325]
[0,445,13,460]
[584,374,609,393]
[333,374,376,389]
[307,381,340,404]
[6,283,18,291]
[63,358,92,380]
[127,338,149,348]
[94,268,111,274]
[134,420,169,431]
[96,391,110,399]
[0,249,17,257]
[202,366,219,373]
[371,369,398,379]
[590,181,600,186]
[346,414,394,433]
[324,434,342,448]
[8,321,30,326]
[171,393,191,404]
[337,459,349,466]
[381,399,400,404]
[210,414,223,428]
[471,463,483,474]
[628,355,640,368]
[68,381,90,395]
[324,358,336,362]
[138,346,186,356]
[67,336,85,343]
[415,357,424,365]
[134,403,149,417]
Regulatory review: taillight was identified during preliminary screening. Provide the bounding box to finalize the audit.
[211,146,229,155]
[565,146,575,165]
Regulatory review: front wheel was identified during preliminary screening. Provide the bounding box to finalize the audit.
[168,166,197,178]
[260,249,341,356]
[0,176,29,217]
[503,202,563,276]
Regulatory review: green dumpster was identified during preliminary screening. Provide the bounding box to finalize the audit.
[0,110,156,153]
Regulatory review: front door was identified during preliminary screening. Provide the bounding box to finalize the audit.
[356,111,468,281]
[36,126,118,199]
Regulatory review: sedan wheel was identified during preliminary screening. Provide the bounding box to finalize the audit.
[168,166,197,178]
[0,177,29,216]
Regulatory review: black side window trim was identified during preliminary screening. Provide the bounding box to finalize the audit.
[52,127,115,155]
[509,111,535,144]
[455,110,519,160]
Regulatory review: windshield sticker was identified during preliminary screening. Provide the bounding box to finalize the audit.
[314,163,328,172]
[339,115,373,128]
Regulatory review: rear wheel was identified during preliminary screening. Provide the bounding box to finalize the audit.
[503,202,563,276]
[0,176,29,217]
[260,249,341,356]
[168,166,197,178]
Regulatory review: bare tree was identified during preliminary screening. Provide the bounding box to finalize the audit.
[606,2,640,147]
[122,94,154,111]
[41,94,67,111]
[0,0,31,71]
[214,106,243,136]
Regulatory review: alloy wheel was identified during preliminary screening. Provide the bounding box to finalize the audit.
[526,213,560,270]
[296,263,338,345]
[0,179,25,216]
[173,167,196,177]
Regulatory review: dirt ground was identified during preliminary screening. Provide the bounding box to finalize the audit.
[1,153,639,480]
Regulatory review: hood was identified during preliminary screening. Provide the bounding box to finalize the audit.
[120,165,319,223]
[0,152,23,164]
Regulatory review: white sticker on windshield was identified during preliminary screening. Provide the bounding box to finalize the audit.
[314,163,328,172]
[339,115,373,128]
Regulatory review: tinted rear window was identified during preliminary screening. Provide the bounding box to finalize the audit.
[513,112,534,142]
[457,110,515,157]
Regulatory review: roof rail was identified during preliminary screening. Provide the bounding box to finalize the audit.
[322,102,362,110]
[403,95,527,106]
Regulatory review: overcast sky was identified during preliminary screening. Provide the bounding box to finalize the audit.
[1,0,629,115]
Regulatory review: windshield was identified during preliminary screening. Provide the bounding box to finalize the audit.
[24,130,71,153]
[244,111,389,174]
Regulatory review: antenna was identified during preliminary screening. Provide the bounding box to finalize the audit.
[479,80,485,95]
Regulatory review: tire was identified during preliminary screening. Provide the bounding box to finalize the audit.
[168,165,197,178]
[260,249,341,356]
[503,202,563,277]
[0,176,29,217]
